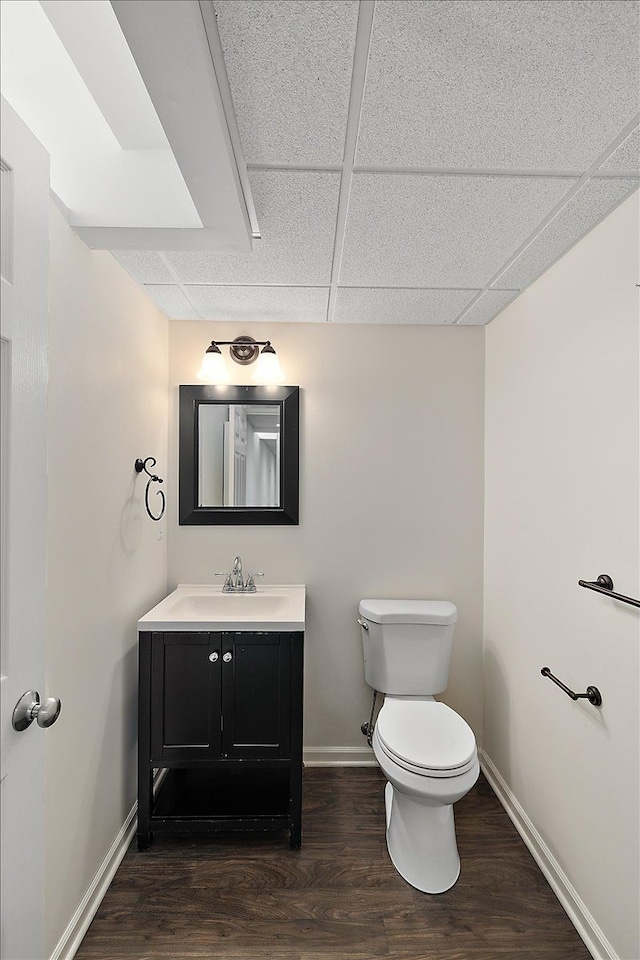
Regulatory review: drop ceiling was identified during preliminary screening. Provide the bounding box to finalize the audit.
[113,0,638,324]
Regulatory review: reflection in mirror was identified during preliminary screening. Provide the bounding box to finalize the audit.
[179,384,299,525]
[198,403,281,507]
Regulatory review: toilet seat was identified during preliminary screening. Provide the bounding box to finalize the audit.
[376,737,477,778]
[376,699,477,779]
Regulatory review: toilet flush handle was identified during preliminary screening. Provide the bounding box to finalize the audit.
[356,618,369,630]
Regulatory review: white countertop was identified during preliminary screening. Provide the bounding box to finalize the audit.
[138,583,306,633]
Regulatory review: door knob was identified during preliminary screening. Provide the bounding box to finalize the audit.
[223,652,233,662]
[12,691,62,732]
[209,651,219,663]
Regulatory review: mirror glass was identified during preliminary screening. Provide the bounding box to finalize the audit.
[179,385,299,525]
[198,403,281,507]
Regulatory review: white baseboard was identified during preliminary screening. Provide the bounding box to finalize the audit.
[304,745,376,766]
[50,770,167,960]
[480,751,619,960]
[49,808,136,960]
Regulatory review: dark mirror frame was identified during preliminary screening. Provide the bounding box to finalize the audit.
[179,384,299,525]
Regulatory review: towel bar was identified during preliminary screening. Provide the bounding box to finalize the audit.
[578,574,640,608]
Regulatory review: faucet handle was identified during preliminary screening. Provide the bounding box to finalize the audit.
[215,572,233,592]
[244,572,264,592]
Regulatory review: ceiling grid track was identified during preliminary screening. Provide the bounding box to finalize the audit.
[248,162,343,174]
[325,0,376,324]
[170,282,329,288]
[157,252,204,318]
[350,165,640,180]
[247,163,640,180]
[340,284,518,292]
[198,0,261,240]
[453,114,640,324]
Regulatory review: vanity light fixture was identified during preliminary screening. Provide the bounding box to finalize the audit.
[196,335,286,384]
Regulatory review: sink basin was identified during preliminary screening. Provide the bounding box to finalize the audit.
[170,593,293,618]
[138,584,305,632]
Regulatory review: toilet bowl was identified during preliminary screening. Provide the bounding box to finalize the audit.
[358,598,479,894]
[372,697,479,893]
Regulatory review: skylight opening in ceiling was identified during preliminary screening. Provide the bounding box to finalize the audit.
[0,0,202,229]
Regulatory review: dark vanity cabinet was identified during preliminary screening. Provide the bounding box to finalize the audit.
[138,630,304,850]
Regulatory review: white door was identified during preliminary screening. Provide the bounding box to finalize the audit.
[0,97,51,960]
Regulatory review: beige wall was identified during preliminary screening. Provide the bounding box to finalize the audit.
[168,321,485,756]
[484,191,639,960]
[45,204,169,957]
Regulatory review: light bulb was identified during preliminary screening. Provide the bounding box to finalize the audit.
[196,344,231,383]
[252,344,285,384]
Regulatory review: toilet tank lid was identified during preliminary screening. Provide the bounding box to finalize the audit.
[358,599,457,625]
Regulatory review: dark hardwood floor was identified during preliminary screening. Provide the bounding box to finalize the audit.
[75,769,591,960]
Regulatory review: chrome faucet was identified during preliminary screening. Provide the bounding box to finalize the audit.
[215,556,264,593]
[232,555,243,590]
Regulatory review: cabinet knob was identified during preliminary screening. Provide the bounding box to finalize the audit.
[223,652,233,663]
[209,652,219,663]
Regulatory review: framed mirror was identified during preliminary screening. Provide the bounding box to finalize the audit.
[179,384,299,525]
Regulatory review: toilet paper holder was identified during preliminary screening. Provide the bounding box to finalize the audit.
[541,667,602,707]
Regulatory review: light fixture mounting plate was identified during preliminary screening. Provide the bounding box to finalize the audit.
[229,335,259,365]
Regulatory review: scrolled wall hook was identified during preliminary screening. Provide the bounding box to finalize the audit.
[134,457,165,522]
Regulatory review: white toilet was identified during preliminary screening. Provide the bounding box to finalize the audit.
[358,598,479,894]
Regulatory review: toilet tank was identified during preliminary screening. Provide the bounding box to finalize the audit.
[359,599,458,695]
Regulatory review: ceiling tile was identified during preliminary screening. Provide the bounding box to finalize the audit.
[214,0,358,165]
[185,285,329,323]
[495,178,639,290]
[456,290,518,326]
[357,0,640,169]
[334,287,477,324]
[143,284,198,319]
[339,174,573,287]
[164,171,340,285]
[112,250,174,283]
[598,127,640,173]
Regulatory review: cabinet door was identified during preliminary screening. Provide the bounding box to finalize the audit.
[220,633,291,759]
[150,632,221,760]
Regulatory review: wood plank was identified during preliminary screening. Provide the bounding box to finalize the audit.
[188,856,402,890]
[77,917,388,958]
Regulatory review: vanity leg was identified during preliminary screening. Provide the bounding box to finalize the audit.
[138,633,153,851]
[289,821,301,849]
[289,762,303,849]
[137,764,152,850]
[289,632,304,850]
[138,832,150,852]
